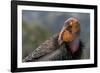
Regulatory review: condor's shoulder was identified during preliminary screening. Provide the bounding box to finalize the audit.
[38,34,59,50]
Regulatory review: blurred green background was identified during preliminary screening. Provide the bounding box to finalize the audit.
[22,10,90,59]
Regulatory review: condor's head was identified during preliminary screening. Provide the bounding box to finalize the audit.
[58,17,80,54]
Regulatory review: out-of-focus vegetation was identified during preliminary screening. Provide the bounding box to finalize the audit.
[22,10,90,59]
[22,21,52,59]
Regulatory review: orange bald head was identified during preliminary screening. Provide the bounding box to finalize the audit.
[58,17,80,45]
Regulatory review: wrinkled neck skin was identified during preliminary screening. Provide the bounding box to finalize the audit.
[66,37,80,54]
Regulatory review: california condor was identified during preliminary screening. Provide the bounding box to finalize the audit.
[23,17,83,62]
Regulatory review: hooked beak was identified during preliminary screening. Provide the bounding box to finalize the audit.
[58,39,63,45]
[58,27,66,45]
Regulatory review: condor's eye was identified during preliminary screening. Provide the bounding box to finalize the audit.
[67,25,72,30]
[66,25,72,32]
[68,25,72,29]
